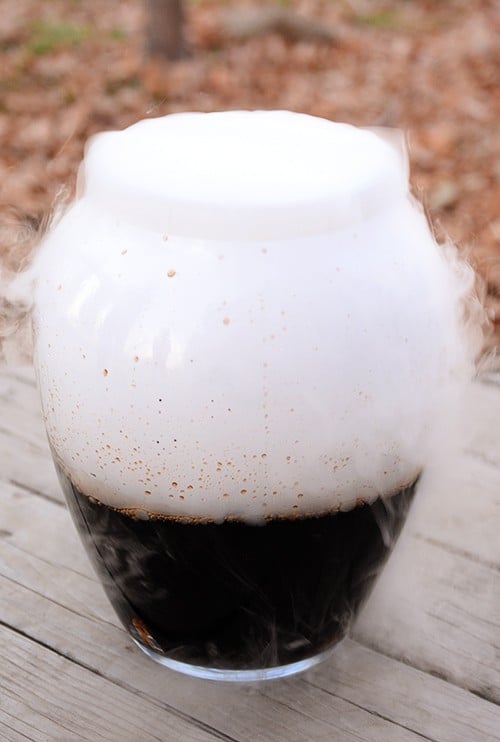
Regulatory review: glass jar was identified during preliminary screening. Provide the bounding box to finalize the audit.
[32,111,469,681]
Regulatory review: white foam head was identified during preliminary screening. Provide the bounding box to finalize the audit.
[32,111,478,522]
[81,111,408,240]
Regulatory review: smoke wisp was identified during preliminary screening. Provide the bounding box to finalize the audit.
[0,192,68,365]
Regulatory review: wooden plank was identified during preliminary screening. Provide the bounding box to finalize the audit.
[0,369,48,449]
[0,480,95,581]
[0,365,38,388]
[1,483,498,741]
[0,625,223,742]
[0,367,62,501]
[463,379,500,467]
[354,526,500,703]
[0,541,424,741]
[407,455,500,568]
[306,639,500,742]
[3,554,498,742]
[350,404,500,703]
[0,427,61,506]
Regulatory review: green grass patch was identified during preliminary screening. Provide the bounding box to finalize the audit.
[28,20,93,55]
[109,27,128,41]
[357,11,400,29]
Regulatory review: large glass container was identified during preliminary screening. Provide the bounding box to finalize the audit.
[32,111,468,681]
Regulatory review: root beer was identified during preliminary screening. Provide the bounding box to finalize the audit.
[59,466,417,670]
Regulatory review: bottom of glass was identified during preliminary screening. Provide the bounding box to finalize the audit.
[132,638,341,682]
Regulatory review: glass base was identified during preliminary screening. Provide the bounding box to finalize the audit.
[133,638,340,682]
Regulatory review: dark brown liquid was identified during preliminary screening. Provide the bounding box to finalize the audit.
[58,468,417,670]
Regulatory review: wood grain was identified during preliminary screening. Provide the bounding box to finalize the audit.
[0,625,225,742]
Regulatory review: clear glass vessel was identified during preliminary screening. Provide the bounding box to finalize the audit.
[32,111,467,681]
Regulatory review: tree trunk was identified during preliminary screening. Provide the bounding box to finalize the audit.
[145,0,188,61]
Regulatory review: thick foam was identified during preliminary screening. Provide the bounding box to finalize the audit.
[81,111,407,240]
[32,111,477,522]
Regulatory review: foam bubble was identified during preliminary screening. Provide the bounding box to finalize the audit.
[32,111,481,522]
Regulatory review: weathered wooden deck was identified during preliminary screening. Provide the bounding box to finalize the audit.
[0,365,498,741]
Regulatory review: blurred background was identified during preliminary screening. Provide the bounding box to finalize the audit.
[0,0,499,341]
